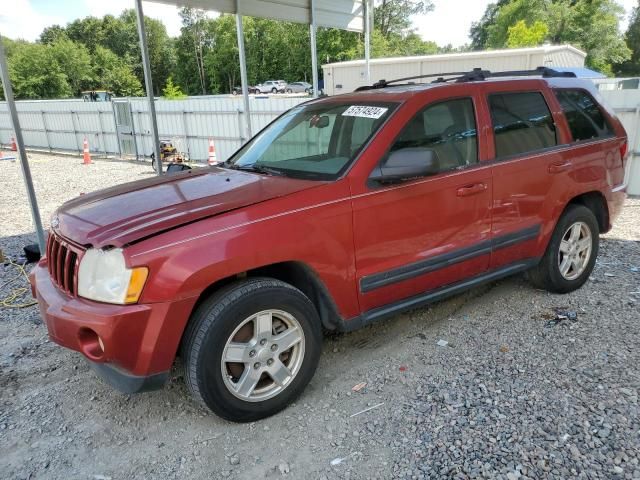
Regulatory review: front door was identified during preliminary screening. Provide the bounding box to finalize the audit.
[350,92,493,313]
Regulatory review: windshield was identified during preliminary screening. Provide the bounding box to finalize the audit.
[225,101,397,180]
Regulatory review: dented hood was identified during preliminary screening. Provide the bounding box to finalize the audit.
[54,167,319,248]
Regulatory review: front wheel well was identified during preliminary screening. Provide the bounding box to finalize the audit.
[189,262,342,335]
[566,191,609,233]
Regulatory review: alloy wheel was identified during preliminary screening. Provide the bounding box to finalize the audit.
[558,221,592,280]
[221,309,305,402]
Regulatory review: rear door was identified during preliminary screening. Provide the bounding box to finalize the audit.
[349,88,493,312]
[480,81,567,268]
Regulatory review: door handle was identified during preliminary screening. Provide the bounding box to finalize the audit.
[548,161,572,174]
[457,183,487,197]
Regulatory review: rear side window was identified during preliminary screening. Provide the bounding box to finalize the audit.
[554,89,614,141]
[489,92,557,158]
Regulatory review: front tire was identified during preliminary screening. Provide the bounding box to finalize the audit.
[527,204,599,293]
[182,278,322,422]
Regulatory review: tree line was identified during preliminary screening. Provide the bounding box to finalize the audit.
[0,0,638,100]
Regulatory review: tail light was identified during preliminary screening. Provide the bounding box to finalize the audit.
[620,140,628,160]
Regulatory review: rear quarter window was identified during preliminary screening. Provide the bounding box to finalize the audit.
[488,91,557,158]
[554,89,614,142]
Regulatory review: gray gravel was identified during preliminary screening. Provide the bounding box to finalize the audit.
[1,152,639,479]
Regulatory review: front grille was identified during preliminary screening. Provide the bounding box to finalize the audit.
[46,232,82,296]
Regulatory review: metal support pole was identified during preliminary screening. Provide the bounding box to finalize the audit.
[97,111,108,157]
[0,34,46,253]
[135,0,162,175]
[41,111,51,152]
[364,0,371,84]
[235,9,252,140]
[180,110,192,160]
[70,111,80,153]
[310,0,319,98]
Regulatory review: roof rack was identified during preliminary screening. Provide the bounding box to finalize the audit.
[355,66,577,91]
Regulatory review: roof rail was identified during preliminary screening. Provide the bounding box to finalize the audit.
[355,66,577,91]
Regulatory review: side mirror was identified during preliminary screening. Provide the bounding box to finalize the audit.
[370,148,440,183]
[309,115,330,128]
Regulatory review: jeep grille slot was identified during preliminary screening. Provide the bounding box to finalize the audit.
[47,233,81,296]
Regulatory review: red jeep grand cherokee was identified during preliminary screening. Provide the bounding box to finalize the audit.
[32,68,629,422]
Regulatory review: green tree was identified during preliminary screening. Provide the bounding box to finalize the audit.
[162,76,187,99]
[506,20,549,47]
[8,43,71,99]
[175,8,213,94]
[470,0,510,50]
[50,38,93,96]
[39,25,68,45]
[374,0,434,38]
[66,16,106,52]
[204,15,239,93]
[470,0,631,75]
[62,11,174,94]
[616,1,640,76]
[117,10,176,96]
[92,46,144,97]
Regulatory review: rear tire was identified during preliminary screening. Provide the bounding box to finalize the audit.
[527,204,599,293]
[182,278,322,422]
[271,87,277,93]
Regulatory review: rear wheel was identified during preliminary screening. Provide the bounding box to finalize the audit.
[286,88,293,93]
[527,204,599,293]
[182,278,322,422]
[271,87,277,93]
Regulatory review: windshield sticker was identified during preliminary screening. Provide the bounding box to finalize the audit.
[342,106,388,119]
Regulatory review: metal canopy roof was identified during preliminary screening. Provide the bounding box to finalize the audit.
[152,0,365,31]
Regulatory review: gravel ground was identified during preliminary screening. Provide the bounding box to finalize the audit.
[1,152,639,480]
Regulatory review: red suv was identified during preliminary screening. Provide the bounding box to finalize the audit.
[31,68,629,422]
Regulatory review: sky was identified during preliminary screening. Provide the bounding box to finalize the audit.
[0,0,637,47]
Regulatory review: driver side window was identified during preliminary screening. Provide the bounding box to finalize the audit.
[391,98,478,172]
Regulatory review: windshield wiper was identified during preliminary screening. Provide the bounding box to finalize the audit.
[226,164,286,176]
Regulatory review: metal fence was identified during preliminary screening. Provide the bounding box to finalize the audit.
[0,95,309,162]
[0,88,639,192]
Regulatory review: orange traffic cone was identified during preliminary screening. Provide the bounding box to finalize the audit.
[82,138,92,165]
[10,136,17,151]
[208,138,218,166]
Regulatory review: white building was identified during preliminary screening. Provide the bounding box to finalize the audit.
[321,45,587,96]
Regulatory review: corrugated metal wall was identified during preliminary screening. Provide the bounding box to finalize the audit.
[0,95,309,162]
[600,89,640,195]
[323,47,585,95]
[0,100,118,157]
[1,87,638,193]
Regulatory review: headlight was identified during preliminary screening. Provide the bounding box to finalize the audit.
[78,248,148,304]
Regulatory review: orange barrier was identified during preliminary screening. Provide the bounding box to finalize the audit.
[82,138,92,165]
[208,138,218,166]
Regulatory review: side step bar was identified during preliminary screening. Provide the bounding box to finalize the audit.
[339,258,539,332]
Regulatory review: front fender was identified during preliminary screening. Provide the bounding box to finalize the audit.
[127,180,359,320]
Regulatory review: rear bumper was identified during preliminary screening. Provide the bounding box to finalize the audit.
[31,262,195,392]
[607,189,626,229]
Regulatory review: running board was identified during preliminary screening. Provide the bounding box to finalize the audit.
[339,259,539,332]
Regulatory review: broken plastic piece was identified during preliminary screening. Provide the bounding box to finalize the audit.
[351,382,367,392]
